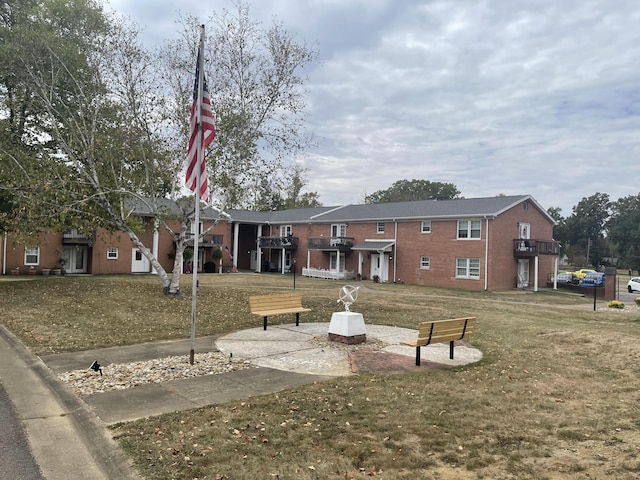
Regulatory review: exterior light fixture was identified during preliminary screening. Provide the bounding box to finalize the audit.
[89,360,103,376]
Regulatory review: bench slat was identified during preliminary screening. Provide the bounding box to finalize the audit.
[249,294,304,309]
[252,307,311,316]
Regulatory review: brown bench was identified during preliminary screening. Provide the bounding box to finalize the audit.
[249,293,311,330]
[401,317,476,365]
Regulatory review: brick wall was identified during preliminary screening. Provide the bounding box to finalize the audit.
[281,200,557,291]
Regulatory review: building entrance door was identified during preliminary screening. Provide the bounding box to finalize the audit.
[62,247,88,273]
[517,259,530,288]
[131,248,150,273]
[369,253,389,282]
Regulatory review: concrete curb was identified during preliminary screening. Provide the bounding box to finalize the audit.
[0,326,140,480]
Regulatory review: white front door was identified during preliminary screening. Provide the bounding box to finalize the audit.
[369,253,389,282]
[250,250,258,271]
[131,248,150,273]
[517,259,530,288]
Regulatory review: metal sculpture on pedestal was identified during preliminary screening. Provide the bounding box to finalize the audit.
[328,285,366,344]
[337,285,359,312]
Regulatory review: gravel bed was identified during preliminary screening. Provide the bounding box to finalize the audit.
[58,352,254,396]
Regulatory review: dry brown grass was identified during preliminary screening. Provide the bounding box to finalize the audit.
[3,273,640,479]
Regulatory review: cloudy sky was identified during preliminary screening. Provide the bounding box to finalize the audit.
[107,0,640,215]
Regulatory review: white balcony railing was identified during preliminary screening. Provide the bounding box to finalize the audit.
[302,267,355,280]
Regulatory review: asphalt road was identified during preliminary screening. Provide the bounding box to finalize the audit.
[0,383,45,480]
[618,288,638,304]
[615,276,639,304]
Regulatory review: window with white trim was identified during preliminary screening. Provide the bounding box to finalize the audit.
[376,222,385,234]
[457,220,481,239]
[456,258,480,279]
[190,221,203,237]
[24,246,40,265]
[107,247,119,260]
[420,256,430,269]
[331,224,346,237]
[280,225,292,237]
[421,221,431,233]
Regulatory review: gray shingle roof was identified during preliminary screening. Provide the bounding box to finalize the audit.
[310,195,534,222]
[131,195,553,225]
[352,240,395,251]
[223,195,551,224]
[225,206,338,224]
[128,197,228,221]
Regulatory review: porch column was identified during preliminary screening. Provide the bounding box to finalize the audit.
[534,256,539,292]
[256,225,263,273]
[281,248,286,274]
[553,256,558,290]
[394,221,399,283]
[358,252,363,278]
[232,222,239,270]
[2,233,6,275]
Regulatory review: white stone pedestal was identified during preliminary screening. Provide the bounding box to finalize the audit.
[328,312,366,344]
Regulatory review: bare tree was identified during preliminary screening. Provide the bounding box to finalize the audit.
[161,1,319,209]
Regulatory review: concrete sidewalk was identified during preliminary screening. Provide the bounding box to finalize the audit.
[41,323,482,425]
[41,334,330,425]
[0,327,140,480]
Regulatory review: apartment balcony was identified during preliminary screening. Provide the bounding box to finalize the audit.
[308,236,354,252]
[186,234,223,247]
[513,239,560,258]
[62,229,94,245]
[258,236,299,249]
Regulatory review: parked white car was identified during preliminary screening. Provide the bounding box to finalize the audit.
[553,272,575,284]
[628,277,640,293]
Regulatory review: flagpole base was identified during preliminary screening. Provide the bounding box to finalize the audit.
[189,349,195,365]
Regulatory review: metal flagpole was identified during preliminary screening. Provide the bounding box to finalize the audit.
[190,26,206,366]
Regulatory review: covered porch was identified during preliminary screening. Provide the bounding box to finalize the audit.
[351,240,395,282]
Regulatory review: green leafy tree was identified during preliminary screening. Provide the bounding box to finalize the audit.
[297,191,322,209]
[0,0,113,237]
[365,179,461,204]
[563,193,611,267]
[253,178,285,212]
[250,165,321,211]
[283,165,322,209]
[547,206,569,256]
[1,1,317,294]
[0,0,190,292]
[608,193,640,271]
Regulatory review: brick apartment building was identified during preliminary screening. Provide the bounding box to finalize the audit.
[1,194,559,291]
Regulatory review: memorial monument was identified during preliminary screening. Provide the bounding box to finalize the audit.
[328,285,366,344]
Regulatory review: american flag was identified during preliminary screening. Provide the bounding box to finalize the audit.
[185,43,216,203]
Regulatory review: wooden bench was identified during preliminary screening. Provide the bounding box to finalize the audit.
[249,293,311,330]
[401,317,476,366]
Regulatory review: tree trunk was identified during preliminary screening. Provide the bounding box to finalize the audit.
[169,246,184,295]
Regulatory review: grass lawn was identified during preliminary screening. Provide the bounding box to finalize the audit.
[3,273,640,479]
